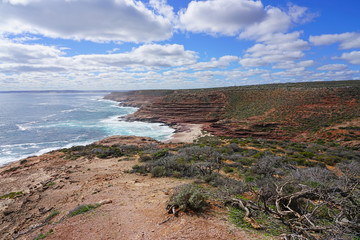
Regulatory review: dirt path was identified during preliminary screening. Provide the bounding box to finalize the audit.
[0,138,260,240]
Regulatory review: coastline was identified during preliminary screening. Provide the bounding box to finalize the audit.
[106,96,206,144]
[0,94,174,167]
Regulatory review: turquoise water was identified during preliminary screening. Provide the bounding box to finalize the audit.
[0,91,174,166]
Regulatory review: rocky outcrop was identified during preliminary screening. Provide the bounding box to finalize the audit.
[95,135,159,146]
[127,91,228,124]
[104,90,174,107]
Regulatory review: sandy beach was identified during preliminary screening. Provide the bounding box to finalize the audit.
[164,123,205,143]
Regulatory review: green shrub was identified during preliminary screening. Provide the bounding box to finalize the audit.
[151,166,166,177]
[0,191,23,199]
[34,229,53,240]
[245,175,256,182]
[45,210,60,223]
[67,204,99,217]
[152,149,169,160]
[139,154,152,162]
[169,184,207,212]
[300,151,315,158]
[223,165,234,173]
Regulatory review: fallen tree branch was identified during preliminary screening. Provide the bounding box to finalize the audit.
[229,198,262,229]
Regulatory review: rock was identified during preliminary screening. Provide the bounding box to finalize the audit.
[98,199,112,205]
[127,91,227,124]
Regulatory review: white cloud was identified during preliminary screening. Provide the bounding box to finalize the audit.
[309,32,360,49]
[238,3,315,40]
[288,3,317,24]
[271,65,360,82]
[317,64,348,71]
[0,37,64,65]
[190,56,239,70]
[273,60,314,69]
[234,4,313,69]
[73,44,198,69]
[178,0,265,36]
[238,6,291,40]
[339,51,360,65]
[2,0,40,6]
[0,0,172,42]
[149,0,176,23]
[239,32,309,67]
[0,38,198,75]
[178,1,314,39]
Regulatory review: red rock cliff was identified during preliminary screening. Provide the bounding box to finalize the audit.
[126,91,227,124]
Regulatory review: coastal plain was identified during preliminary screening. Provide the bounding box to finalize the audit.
[1,80,359,240]
[0,136,257,240]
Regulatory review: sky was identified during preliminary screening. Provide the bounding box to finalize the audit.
[0,0,359,91]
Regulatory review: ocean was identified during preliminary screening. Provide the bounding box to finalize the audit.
[0,91,174,166]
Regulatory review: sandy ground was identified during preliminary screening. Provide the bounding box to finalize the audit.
[164,124,205,144]
[0,136,262,240]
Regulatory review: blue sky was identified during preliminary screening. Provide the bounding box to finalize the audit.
[0,0,359,90]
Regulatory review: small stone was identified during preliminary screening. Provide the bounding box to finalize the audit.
[99,199,112,205]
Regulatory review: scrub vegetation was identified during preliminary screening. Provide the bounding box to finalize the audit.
[52,80,360,239]
[129,136,360,239]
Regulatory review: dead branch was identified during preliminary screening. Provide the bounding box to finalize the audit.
[229,198,262,229]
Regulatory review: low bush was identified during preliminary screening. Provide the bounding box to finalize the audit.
[67,204,99,217]
[0,191,23,199]
[168,184,208,212]
[139,154,152,162]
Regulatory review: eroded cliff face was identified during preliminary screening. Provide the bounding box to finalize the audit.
[105,82,360,145]
[127,91,228,124]
[104,90,175,107]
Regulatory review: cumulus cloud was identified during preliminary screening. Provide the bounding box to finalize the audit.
[178,0,265,36]
[0,42,201,90]
[178,1,314,69]
[309,32,360,49]
[271,66,359,83]
[339,51,360,65]
[178,0,315,38]
[73,44,198,69]
[273,60,314,69]
[288,3,317,24]
[190,56,239,70]
[0,37,64,72]
[238,6,291,40]
[0,38,198,75]
[239,32,309,67]
[149,0,176,23]
[0,0,172,42]
[317,64,348,71]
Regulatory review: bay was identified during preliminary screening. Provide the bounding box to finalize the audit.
[0,91,174,166]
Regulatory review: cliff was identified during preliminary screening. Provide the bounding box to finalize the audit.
[105,80,360,145]
[104,90,174,107]
[127,91,227,124]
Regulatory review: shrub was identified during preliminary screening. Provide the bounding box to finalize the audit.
[45,210,60,223]
[251,154,282,176]
[0,191,23,199]
[67,204,100,217]
[151,166,166,177]
[204,173,245,197]
[195,136,221,147]
[223,165,234,173]
[139,154,152,162]
[152,149,169,160]
[34,229,53,240]
[300,151,315,158]
[169,184,208,212]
